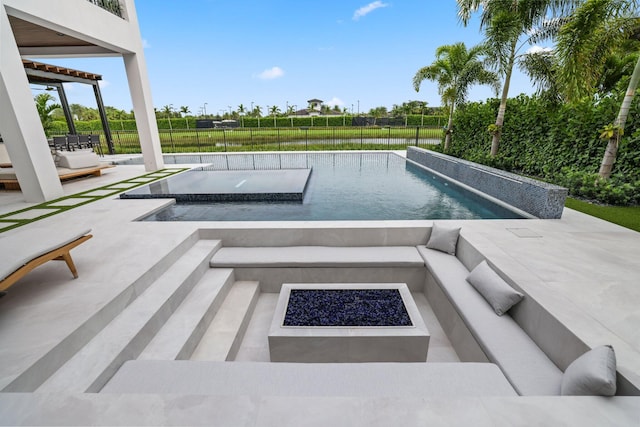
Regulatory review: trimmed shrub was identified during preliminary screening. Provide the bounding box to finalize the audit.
[448,94,639,205]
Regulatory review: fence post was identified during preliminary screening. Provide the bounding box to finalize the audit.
[223,130,227,151]
[169,128,175,151]
[415,126,420,146]
[388,126,391,148]
[277,128,281,151]
[305,128,308,150]
[360,127,363,148]
[195,128,201,152]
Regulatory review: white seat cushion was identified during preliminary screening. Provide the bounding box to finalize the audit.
[466,260,524,315]
[561,345,617,396]
[57,151,100,169]
[0,227,91,281]
[418,246,563,395]
[211,246,425,268]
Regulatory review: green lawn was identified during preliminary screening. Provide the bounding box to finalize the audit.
[565,197,640,232]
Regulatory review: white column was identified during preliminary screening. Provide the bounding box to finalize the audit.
[124,52,164,171]
[0,7,63,202]
[122,0,163,171]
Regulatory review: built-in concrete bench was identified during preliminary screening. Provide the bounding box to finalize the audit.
[101,360,518,397]
[419,244,563,395]
[419,229,639,396]
[210,246,426,292]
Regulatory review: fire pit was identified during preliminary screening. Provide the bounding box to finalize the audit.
[268,283,430,362]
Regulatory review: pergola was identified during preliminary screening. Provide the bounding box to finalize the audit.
[23,59,115,154]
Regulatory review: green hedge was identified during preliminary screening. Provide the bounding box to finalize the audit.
[240,116,351,128]
[447,94,640,205]
[407,115,447,126]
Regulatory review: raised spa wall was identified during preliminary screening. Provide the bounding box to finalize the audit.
[406,147,568,219]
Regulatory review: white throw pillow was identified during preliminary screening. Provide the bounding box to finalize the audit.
[561,345,617,396]
[466,260,524,316]
[425,222,461,255]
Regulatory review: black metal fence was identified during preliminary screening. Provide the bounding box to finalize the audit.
[87,126,443,155]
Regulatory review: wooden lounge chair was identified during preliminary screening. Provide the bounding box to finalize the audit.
[0,227,92,297]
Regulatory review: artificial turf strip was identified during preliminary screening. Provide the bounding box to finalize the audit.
[0,168,189,234]
[565,198,640,233]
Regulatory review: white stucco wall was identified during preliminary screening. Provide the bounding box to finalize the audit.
[0,0,163,202]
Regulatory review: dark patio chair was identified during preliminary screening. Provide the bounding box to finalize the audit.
[89,134,104,156]
[78,134,91,149]
[66,135,80,151]
[52,136,68,151]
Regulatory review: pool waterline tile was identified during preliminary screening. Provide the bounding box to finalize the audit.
[121,168,312,202]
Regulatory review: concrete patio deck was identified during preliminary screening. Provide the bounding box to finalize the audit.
[0,155,638,425]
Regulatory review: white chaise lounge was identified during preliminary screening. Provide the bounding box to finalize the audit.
[0,227,92,296]
[0,150,113,190]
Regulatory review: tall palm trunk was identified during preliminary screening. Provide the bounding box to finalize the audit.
[444,102,455,150]
[598,56,640,178]
[490,39,517,157]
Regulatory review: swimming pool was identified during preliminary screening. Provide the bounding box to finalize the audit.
[129,152,524,221]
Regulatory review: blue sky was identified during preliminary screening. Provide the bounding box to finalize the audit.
[35,0,539,115]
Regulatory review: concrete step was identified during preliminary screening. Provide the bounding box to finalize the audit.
[138,268,235,361]
[2,231,203,393]
[191,281,260,361]
[35,239,222,393]
[101,360,517,397]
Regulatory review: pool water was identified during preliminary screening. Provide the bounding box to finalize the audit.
[138,152,523,221]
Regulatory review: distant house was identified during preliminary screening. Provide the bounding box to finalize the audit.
[307,99,323,111]
[294,99,324,116]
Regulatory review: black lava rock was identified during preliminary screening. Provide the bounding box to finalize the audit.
[283,289,412,327]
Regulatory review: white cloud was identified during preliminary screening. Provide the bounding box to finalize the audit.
[142,39,151,49]
[98,79,110,88]
[353,1,389,21]
[326,97,345,107]
[256,66,285,80]
[526,45,552,54]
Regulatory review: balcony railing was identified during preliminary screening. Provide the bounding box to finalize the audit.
[86,0,123,18]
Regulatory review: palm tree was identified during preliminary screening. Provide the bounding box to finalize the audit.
[34,93,61,136]
[237,104,246,127]
[518,47,565,104]
[414,42,500,150]
[457,0,576,156]
[179,106,190,129]
[269,105,280,126]
[553,0,640,178]
[161,104,174,130]
[161,104,174,119]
